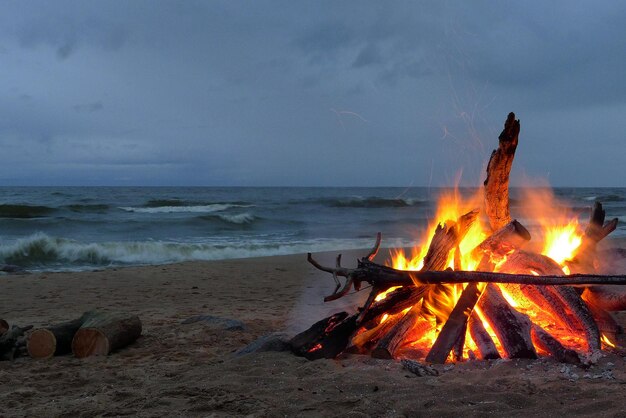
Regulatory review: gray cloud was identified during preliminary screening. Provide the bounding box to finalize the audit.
[0,1,625,186]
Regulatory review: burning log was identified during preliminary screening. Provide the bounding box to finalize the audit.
[290,312,358,360]
[499,250,601,351]
[422,209,479,271]
[71,313,142,358]
[472,219,531,259]
[371,310,428,359]
[582,286,626,312]
[309,252,626,290]
[530,325,580,364]
[484,112,519,231]
[360,286,427,325]
[425,282,484,363]
[27,314,89,359]
[350,312,403,353]
[478,284,536,359]
[468,314,500,360]
[570,202,619,274]
[583,301,622,344]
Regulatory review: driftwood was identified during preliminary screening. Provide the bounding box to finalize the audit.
[0,324,33,361]
[582,286,626,312]
[584,301,622,343]
[499,250,601,351]
[290,312,358,360]
[484,112,519,231]
[71,313,142,358]
[468,314,500,360]
[478,284,536,359]
[27,313,90,359]
[425,282,483,363]
[530,325,580,364]
[360,286,427,326]
[309,252,626,290]
[473,219,530,259]
[372,310,421,359]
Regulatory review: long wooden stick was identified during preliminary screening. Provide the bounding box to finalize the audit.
[308,253,626,289]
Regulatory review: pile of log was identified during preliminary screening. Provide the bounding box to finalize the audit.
[0,312,142,361]
[293,113,625,364]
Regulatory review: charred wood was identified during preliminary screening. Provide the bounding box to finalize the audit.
[582,286,626,312]
[478,284,536,359]
[290,312,358,360]
[584,301,622,344]
[472,219,530,259]
[360,286,427,326]
[0,319,8,336]
[425,282,484,364]
[468,314,500,360]
[530,325,580,364]
[484,112,520,231]
[371,310,420,359]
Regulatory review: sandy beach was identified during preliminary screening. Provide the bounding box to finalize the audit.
[1,247,625,417]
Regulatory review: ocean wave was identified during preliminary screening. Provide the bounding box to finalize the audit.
[119,203,250,214]
[0,204,56,218]
[0,232,407,271]
[583,194,624,202]
[198,212,257,225]
[142,199,187,207]
[296,196,425,208]
[64,204,111,213]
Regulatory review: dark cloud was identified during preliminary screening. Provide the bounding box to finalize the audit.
[0,1,625,186]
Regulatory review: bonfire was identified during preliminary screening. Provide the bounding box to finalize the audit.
[292,112,625,364]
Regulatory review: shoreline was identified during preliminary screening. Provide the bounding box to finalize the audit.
[1,247,625,416]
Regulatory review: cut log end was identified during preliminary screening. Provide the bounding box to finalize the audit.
[72,328,110,358]
[26,329,57,359]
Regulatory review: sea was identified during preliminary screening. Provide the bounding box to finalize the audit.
[0,187,624,272]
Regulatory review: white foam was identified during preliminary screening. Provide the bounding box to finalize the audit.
[0,232,413,272]
[118,203,250,214]
[217,212,256,224]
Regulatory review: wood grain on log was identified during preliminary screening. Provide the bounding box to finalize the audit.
[27,314,90,359]
[582,286,626,312]
[478,284,536,359]
[425,282,484,363]
[530,325,580,364]
[468,314,500,360]
[484,112,520,231]
[71,313,142,358]
[371,310,420,359]
[360,286,427,326]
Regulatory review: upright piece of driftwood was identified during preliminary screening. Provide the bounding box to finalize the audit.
[484,112,519,232]
[27,313,90,359]
[71,313,142,358]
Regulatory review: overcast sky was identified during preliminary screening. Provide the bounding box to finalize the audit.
[1,1,625,187]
